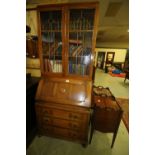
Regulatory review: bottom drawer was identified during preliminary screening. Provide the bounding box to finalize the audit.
[39,125,85,141]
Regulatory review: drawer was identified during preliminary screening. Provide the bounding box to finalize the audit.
[41,117,86,131]
[41,116,53,125]
[40,125,85,140]
[52,109,84,121]
[54,127,82,139]
[38,107,86,121]
[40,125,53,135]
[36,106,53,116]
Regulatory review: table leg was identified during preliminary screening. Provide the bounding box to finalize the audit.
[89,124,94,144]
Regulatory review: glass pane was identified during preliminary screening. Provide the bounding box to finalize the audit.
[40,11,62,73]
[68,9,95,76]
[69,9,95,30]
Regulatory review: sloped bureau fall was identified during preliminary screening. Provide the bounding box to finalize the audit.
[35,78,92,145]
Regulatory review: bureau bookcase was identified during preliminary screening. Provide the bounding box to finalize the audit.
[35,2,99,146]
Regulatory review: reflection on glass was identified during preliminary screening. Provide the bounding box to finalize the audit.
[68,9,95,76]
[40,10,62,73]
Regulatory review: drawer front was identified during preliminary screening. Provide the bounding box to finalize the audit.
[41,116,86,131]
[38,106,87,121]
[52,109,84,121]
[53,127,84,140]
[36,106,53,116]
[35,104,90,143]
[40,125,85,140]
[40,125,53,135]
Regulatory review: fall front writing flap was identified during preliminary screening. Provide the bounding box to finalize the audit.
[35,78,92,107]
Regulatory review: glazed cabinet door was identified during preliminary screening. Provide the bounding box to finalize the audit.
[38,7,65,76]
[37,3,99,79]
[67,8,96,78]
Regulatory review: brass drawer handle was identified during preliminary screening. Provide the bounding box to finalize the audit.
[69,132,77,137]
[69,113,79,119]
[43,117,53,124]
[44,118,50,122]
[43,126,53,132]
[43,117,50,123]
[73,115,78,119]
[42,109,52,115]
[68,123,78,128]
[44,127,50,131]
[43,109,49,114]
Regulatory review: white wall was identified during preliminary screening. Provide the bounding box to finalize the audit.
[26,10,40,77]
[26,10,38,36]
[26,58,41,77]
[95,48,127,68]
[96,42,129,49]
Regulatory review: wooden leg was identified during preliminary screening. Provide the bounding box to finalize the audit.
[111,132,117,148]
[111,113,122,148]
[89,125,94,144]
[89,107,95,144]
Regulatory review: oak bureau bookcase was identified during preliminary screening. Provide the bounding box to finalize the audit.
[35,2,99,146]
